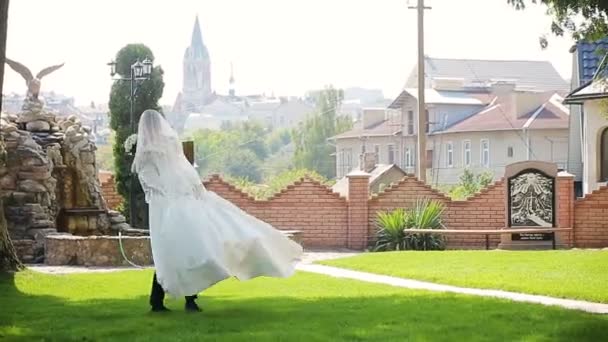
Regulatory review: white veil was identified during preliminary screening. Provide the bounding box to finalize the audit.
[132,109,204,201]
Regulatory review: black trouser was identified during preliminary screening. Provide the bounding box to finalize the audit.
[150,272,197,307]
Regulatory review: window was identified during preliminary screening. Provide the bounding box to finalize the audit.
[388,144,396,164]
[481,139,490,168]
[463,140,471,167]
[446,142,454,168]
[374,144,381,161]
[405,148,413,167]
[507,146,514,158]
[361,144,366,154]
[407,110,414,135]
[425,110,430,133]
[345,148,353,174]
[601,128,608,181]
[339,148,353,177]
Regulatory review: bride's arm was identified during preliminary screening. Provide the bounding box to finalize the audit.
[136,161,165,200]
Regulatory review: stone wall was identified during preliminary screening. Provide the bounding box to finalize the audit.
[45,235,152,266]
[44,230,303,267]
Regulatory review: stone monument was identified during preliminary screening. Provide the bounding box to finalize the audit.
[499,161,559,249]
[1,59,130,263]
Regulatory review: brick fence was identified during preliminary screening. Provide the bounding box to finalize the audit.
[99,171,122,210]
[97,171,608,250]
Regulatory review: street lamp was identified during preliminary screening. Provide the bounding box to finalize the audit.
[108,57,154,227]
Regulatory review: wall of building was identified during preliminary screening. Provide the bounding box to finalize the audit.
[427,129,568,184]
[582,100,608,194]
[335,135,405,178]
[567,52,584,182]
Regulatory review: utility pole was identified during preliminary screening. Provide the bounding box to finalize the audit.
[409,0,430,182]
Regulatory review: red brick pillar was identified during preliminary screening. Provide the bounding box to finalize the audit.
[347,171,370,250]
[557,171,575,247]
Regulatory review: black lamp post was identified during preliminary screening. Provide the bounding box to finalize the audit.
[108,57,154,227]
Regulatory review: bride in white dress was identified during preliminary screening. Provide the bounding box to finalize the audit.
[132,109,303,312]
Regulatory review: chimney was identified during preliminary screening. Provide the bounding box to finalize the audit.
[491,81,545,119]
[359,152,377,173]
[490,80,516,96]
[513,91,546,119]
[362,108,386,129]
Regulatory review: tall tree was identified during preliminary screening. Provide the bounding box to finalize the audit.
[292,86,352,179]
[0,0,22,272]
[508,0,608,47]
[109,44,164,227]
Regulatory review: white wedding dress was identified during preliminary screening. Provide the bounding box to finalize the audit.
[132,110,303,297]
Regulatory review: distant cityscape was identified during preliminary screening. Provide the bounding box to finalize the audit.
[1,17,391,146]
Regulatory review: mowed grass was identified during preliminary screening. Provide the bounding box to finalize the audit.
[321,250,608,303]
[1,269,608,341]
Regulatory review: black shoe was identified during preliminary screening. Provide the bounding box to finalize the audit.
[185,300,202,312]
[151,305,171,313]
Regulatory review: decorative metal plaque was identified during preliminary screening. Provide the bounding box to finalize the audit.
[509,171,554,227]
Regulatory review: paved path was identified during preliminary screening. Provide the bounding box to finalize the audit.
[27,250,360,275]
[297,264,608,315]
[28,250,608,314]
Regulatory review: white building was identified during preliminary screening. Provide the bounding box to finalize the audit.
[564,56,608,194]
[332,57,570,184]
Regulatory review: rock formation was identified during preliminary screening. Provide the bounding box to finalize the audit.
[0,97,128,262]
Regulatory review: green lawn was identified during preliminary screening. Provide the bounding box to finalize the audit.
[320,250,608,303]
[1,270,608,341]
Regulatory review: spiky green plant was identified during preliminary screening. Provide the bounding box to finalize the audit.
[374,199,446,251]
[404,199,446,251]
[373,208,409,251]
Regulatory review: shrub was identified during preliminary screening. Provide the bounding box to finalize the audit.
[374,208,409,251]
[374,199,446,251]
[449,169,494,200]
[404,199,446,251]
[228,169,329,200]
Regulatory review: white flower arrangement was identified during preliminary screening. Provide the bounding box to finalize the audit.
[124,134,138,154]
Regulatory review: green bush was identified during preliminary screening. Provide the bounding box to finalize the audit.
[449,169,494,200]
[228,169,329,200]
[374,199,446,251]
[374,208,409,251]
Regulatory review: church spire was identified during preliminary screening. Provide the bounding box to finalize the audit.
[190,15,208,58]
[229,62,235,97]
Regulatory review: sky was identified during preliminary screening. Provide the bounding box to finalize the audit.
[3,0,574,107]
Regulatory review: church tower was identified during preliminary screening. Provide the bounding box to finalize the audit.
[229,62,235,97]
[181,15,212,111]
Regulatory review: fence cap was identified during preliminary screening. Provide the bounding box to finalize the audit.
[346,170,371,178]
[557,171,575,178]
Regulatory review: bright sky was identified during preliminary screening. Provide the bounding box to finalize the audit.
[3,0,574,107]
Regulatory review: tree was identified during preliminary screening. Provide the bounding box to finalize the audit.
[221,150,262,182]
[508,0,608,47]
[267,128,292,154]
[109,44,164,227]
[449,169,494,200]
[0,0,22,272]
[292,86,352,179]
[191,122,268,180]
